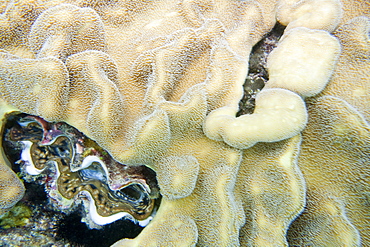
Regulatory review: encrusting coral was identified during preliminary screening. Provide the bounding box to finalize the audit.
[0,0,369,246]
[320,16,370,122]
[0,99,25,216]
[0,163,25,216]
[288,15,370,245]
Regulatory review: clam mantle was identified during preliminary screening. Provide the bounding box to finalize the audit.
[0,0,369,246]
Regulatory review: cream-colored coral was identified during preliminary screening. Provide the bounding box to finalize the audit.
[320,16,370,122]
[156,155,200,200]
[28,4,107,60]
[288,95,369,246]
[204,88,307,149]
[0,99,25,216]
[202,0,344,151]
[0,52,69,120]
[237,135,306,246]
[287,15,370,245]
[0,164,25,215]
[265,27,341,97]
[0,0,369,246]
[276,0,343,32]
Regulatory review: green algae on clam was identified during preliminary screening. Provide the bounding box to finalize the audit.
[0,202,32,229]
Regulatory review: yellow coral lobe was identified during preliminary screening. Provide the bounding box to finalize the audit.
[290,95,370,245]
[277,0,343,32]
[0,164,25,216]
[0,55,69,121]
[29,4,106,60]
[237,135,305,246]
[0,100,24,216]
[113,205,198,247]
[266,27,341,97]
[204,88,307,149]
[320,16,370,122]
[157,155,199,200]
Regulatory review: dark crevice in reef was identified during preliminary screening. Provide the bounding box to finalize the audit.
[57,196,161,247]
[237,23,286,116]
[57,210,144,247]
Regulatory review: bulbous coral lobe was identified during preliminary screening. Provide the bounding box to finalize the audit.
[65,50,127,146]
[266,27,341,97]
[204,88,308,149]
[0,101,25,216]
[156,155,199,200]
[276,0,343,32]
[0,53,70,121]
[237,135,306,246]
[28,4,107,60]
[0,164,25,215]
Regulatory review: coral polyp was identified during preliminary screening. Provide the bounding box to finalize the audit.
[2,113,160,228]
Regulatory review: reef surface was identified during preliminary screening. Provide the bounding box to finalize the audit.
[0,0,369,246]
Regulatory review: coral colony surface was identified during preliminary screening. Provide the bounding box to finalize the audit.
[0,0,369,246]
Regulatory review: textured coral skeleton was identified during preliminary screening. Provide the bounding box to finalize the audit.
[0,0,369,246]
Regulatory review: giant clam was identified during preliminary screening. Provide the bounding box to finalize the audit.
[1,106,160,229]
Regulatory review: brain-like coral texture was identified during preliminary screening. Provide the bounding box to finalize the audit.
[0,0,369,246]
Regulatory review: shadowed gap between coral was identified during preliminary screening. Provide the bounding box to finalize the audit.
[237,23,285,116]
